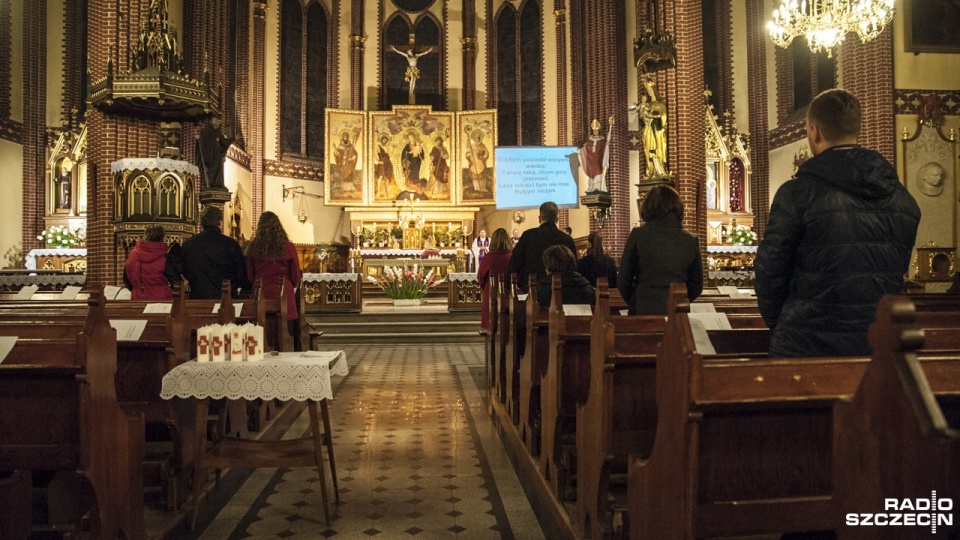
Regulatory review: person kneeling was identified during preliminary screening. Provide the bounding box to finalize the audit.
[537,245,595,308]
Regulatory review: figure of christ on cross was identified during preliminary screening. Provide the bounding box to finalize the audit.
[390,37,435,103]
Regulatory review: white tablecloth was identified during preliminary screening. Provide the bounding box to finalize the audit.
[302,273,361,283]
[707,245,758,254]
[160,351,348,402]
[447,272,478,283]
[25,248,87,270]
[357,248,460,256]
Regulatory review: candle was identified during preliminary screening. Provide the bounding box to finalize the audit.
[448,221,452,231]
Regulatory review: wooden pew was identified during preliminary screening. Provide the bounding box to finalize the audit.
[834,296,960,539]
[540,275,593,500]
[484,274,500,406]
[0,293,145,539]
[519,275,548,454]
[627,286,960,540]
[505,274,527,426]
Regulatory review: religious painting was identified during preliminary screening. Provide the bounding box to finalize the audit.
[324,109,366,205]
[905,0,960,53]
[456,110,497,205]
[368,106,455,206]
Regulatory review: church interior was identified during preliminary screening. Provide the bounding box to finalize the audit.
[1,0,959,538]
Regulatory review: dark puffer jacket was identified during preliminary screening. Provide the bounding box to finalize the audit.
[755,145,920,358]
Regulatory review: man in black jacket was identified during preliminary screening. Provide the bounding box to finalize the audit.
[180,205,251,299]
[507,201,577,292]
[755,89,920,358]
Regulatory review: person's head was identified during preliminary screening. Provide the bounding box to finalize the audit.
[479,229,487,238]
[246,211,289,260]
[434,136,444,146]
[539,201,560,224]
[806,89,861,155]
[542,245,577,275]
[145,224,165,243]
[407,132,418,144]
[512,228,520,238]
[200,205,224,229]
[379,134,390,146]
[641,185,684,222]
[563,226,573,236]
[489,228,510,251]
[210,116,221,129]
[587,231,605,259]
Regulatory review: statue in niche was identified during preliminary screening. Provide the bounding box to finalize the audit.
[196,116,233,190]
[579,116,614,193]
[639,76,668,178]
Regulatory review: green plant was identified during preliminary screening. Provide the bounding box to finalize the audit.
[391,226,403,240]
[3,243,24,269]
[367,265,443,299]
[728,224,756,245]
[374,228,389,245]
[449,229,463,244]
[37,225,85,248]
[434,230,450,245]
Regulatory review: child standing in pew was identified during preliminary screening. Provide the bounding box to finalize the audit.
[123,224,177,300]
[537,245,595,307]
[245,211,303,351]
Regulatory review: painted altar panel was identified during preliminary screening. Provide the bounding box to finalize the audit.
[368,106,455,205]
[324,109,366,205]
[456,110,498,205]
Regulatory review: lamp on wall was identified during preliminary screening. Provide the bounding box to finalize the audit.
[767,0,894,57]
[282,185,323,224]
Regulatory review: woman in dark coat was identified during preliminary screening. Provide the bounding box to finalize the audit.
[477,228,512,330]
[245,212,303,350]
[618,185,702,315]
[537,245,595,308]
[124,224,176,300]
[577,231,618,288]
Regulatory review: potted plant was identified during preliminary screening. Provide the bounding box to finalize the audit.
[375,228,389,247]
[450,229,463,248]
[361,228,372,248]
[367,265,444,306]
[434,230,450,248]
[728,224,757,246]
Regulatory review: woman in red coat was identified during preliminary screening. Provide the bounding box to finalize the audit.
[477,228,512,330]
[124,225,175,300]
[245,212,303,350]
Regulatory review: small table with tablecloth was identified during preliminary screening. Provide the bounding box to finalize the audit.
[160,351,349,526]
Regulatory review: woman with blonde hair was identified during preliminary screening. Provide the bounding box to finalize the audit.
[477,228,512,330]
[246,212,303,350]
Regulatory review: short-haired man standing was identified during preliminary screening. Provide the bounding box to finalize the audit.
[180,205,251,299]
[508,201,577,292]
[755,89,920,358]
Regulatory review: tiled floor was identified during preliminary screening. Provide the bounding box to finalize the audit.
[188,343,544,539]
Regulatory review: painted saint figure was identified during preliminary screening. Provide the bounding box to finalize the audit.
[335,130,359,193]
[430,135,450,197]
[463,128,492,199]
[579,116,614,193]
[400,131,426,192]
[374,134,396,198]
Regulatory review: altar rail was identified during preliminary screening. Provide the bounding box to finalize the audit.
[447,273,481,312]
[301,273,363,314]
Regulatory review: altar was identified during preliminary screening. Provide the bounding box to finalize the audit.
[362,257,454,277]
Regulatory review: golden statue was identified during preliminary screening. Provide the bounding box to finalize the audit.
[639,76,668,178]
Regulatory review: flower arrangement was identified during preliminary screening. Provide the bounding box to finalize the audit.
[728,224,757,246]
[434,230,450,246]
[37,225,85,248]
[449,229,463,246]
[374,228,389,246]
[367,265,443,300]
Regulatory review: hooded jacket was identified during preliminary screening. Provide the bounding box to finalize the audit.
[755,145,920,358]
[124,240,173,300]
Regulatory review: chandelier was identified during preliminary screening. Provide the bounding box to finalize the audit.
[767,0,895,57]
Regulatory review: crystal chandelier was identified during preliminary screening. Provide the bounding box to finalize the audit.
[767,0,895,57]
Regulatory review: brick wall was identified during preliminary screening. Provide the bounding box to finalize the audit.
[85,0,161,285]
[839,30,895,164]
[21,0,45,252]
[60,0,86,121]
[745,0,770,238]
[555,1,569,229]
[0,0,12,121]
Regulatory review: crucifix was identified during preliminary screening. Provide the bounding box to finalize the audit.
[390,34,434,104]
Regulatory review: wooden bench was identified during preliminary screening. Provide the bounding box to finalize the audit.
[0,292,145,539]
[518,276,548,454]
[834,296,960,539]
[627,286,960,539]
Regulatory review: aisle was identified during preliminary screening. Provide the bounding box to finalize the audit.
[189,343,544,539]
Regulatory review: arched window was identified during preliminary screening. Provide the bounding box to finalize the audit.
[280,0,329,160]
[157,175,181,218]
[130,176,152,217]
[495,0,542,146]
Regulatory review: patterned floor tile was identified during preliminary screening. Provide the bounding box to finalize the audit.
[189,344,544,539]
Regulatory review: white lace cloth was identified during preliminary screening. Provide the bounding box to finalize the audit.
[708,271,755,281]
[160,351,348,402]
[25,248,87,270]
[357,248,459,256]
[110,157,199,176]
[448,272,478,283]
[0,275,86,288]
[302,273,360,283]
[707,245,758,254]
